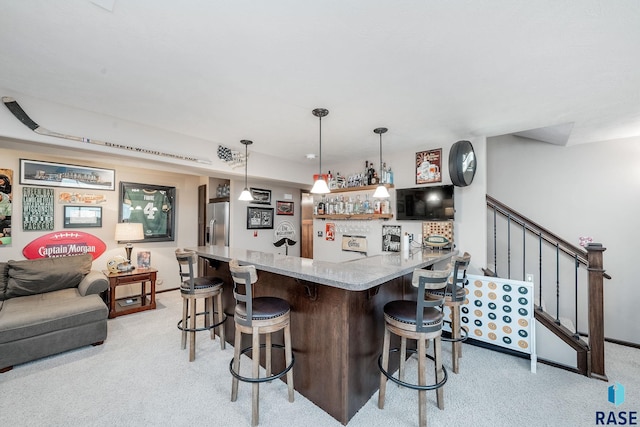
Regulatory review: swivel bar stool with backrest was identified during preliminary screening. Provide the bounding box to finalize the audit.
[426,252,471,374]
[378,265,452,427]
[228,259,294,427]
[175,249,226,362]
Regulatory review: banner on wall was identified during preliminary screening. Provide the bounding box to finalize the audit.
[0,168,13,246]
[23,231,107,260]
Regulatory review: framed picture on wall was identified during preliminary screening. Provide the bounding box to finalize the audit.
[247,206,274,229]
[119,182,175,242]
[276,200,294,215]
[63,205,102,228]
[20,159,115,190]
[249,188,271,205]
[416,149,442,184]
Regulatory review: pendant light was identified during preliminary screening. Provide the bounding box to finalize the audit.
[238,139,254,201]
[373,127,390,198]
[310,108,330,194]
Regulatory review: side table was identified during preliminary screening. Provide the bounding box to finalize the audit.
[102,268,158,318]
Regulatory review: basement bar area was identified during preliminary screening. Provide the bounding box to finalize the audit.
[192,245,456,425]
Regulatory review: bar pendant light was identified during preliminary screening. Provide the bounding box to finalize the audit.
[238,140,254,201]
[373,127,390,198]
[310,108,330,194]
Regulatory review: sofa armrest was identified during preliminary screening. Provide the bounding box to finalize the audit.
[78,270,109,296]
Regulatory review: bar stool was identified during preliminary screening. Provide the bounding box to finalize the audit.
[426,252,471,373]
[378,265,452,427]
[228,259,294,427]
[175,249,226,361]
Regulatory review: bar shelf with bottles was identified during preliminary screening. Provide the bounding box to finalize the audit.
[313,185,394,220]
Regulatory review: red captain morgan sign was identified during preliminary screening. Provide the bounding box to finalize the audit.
[23,231,106,260]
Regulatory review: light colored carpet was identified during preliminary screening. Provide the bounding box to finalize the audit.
[1,290,638,427]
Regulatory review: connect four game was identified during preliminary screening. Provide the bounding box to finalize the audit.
[442,274,537,373]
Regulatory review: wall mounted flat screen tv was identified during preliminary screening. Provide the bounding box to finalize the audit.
[395,185,454,220]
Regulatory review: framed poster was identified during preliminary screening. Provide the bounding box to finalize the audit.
[249,188,271,205]
[63,206,102,228]
[247,206,274,229]
[382,225,401,252]
[20,159,115,190]
[416,149,442,184]
[22,187,54,231]
[0,168,13,246]
[276,200,294,215]
[119,182,175,242]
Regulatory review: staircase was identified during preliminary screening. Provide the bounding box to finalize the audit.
[486,195,610,380]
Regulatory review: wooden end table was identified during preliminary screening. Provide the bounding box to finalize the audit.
[102,268,157,318]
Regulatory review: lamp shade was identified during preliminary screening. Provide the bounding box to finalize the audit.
[238,188,253,201]
[373,184,390,198]
[114,222,144,242]
[310,178,330,194]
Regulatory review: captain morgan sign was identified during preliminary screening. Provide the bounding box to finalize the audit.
[23,231,106,260]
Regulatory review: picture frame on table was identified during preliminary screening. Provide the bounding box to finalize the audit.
[19,159,115,191]
[247,206,274,229]
[276,200,294,215]
[119,182,175,242]
[249,187,271,205]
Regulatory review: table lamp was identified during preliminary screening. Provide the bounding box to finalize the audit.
[114,222,145,263]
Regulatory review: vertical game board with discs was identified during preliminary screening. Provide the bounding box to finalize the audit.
[442,274,536,373]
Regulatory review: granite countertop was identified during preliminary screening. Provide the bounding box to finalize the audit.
[191,246,457,291]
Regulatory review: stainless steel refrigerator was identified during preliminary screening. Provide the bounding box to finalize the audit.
[206,201,230,246]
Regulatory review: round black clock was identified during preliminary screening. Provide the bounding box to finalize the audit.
[449,140,476,187]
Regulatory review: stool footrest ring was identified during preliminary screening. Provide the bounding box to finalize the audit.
[378,348,448,391]
[177,311,227,333]
[229,344,295,384]
[441,321,469,343]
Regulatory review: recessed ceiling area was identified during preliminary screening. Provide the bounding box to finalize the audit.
[1,1,639,165]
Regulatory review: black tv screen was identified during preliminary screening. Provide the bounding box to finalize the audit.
[395,185,454,220]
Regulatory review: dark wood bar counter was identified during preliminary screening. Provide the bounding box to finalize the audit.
[191,246,456,425]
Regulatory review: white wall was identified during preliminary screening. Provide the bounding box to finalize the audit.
[487,134,640,344]
[0,146,200,295]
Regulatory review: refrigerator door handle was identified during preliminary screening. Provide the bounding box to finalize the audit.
[209,218,216,246]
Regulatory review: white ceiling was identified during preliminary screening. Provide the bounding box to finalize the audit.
[1,1,639,166]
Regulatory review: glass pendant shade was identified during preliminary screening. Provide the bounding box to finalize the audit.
[311,108,330,194]
[238,140,254,202]
[373,127,389,198]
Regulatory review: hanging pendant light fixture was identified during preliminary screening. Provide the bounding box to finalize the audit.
[238,139,254,201]
[373,127,390,198]
[310,108,330,194]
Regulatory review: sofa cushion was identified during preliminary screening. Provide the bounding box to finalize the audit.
[0,288,108,344]
[0,262,8,301]
[5,254,93,300]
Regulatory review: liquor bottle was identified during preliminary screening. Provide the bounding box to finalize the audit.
[368,161,376,185]
[374,199,381,214]
[387,166,394,184]
[381,162,387,184]
[363,194,370,213]
[317,196,325,215]
[364,161,370,186]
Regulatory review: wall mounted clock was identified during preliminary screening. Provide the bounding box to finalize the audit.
[449,140,476,187]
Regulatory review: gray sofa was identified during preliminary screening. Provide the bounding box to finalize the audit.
[0,253,109,372]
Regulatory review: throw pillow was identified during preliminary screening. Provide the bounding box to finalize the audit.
[0,262,8,301]
[5,254,93,299]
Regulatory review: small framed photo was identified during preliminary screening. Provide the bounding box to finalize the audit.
[276,200,294,215]
[137,251,151,269]
[249,188,271,205]
[63,205,102,228]
[247,206,274,229]
[382,225,401,252]
[416,148,442,184]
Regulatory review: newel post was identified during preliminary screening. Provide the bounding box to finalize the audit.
[586,243,607,381]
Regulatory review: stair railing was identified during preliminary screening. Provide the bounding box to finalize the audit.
[486,195,610,379]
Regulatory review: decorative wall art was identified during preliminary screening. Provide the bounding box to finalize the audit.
[119,182,175,242]
[416,149,442,184]
[22,231,107,260]
[276,200,294,215]
[247,206,274,229]
[58,192,107,204]
[20,159,115,190]
[22,187,54,231]
[249,188,271,205]
[0,168,13,246]
[382,225,401,252]
[63,206,102,228]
